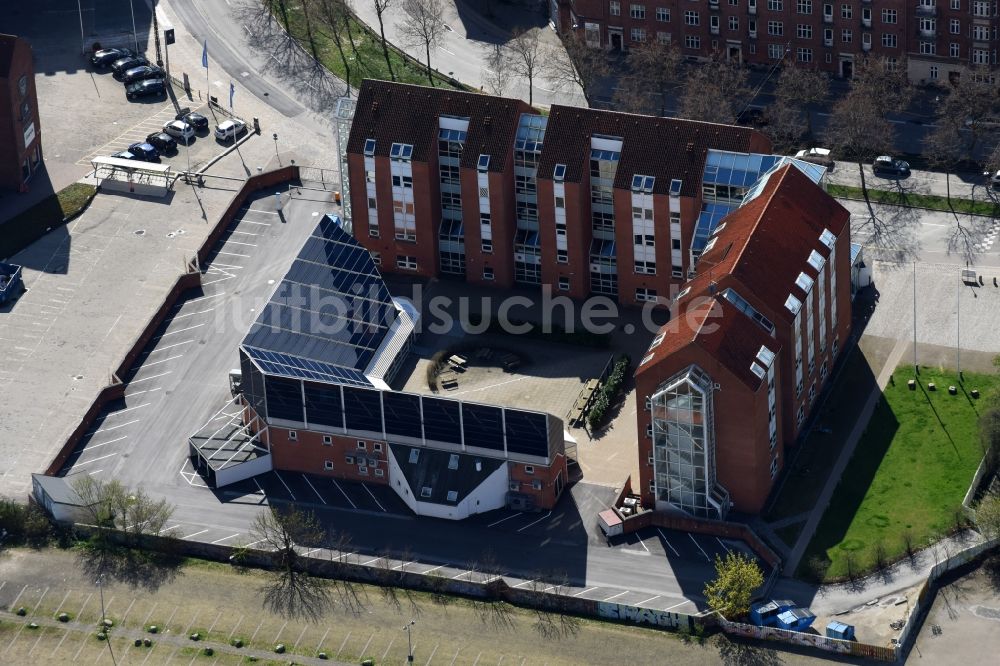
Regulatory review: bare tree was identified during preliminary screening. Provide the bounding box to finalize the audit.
[73,477,174,548]
[399,0,445,85]
[765,100,807,152]
[372,0,396,81]
[625,40,683,116]
[772,66,829,141]
[826,57,911,248]
[310,0,355,88]
[482,43,514,96]
[545,32,608,101]
[507,28,543,107]
[678,56,749,124]
[612,73,657,115]
[250,506,332,621]
[939,66,1000,165]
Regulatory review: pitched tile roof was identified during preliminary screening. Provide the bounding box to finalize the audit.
[536,106,771,197]
[347,80,531,172]
[695,164,850,324]
[0,34,22,77]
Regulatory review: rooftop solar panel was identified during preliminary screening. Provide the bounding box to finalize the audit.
[240,215,398,386]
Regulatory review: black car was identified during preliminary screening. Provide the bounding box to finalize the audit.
[127,142,160,161]
[91,47,133,68]
[178,111,209,131]
[121,65,165,85]
[145,132,177,153]
[872,155,911,178]
[125,78,166,100]
[111,56,149,78]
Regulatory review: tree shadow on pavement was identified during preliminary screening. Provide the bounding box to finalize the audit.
[76,541,184,593]
[717,635,785,666]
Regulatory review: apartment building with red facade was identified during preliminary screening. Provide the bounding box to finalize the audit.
[554,0,999,83]
[346,80,772,308]
[0,34,42,192]
[634,164,852,516]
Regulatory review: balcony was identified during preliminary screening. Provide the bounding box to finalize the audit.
[823,13,833,24]
[920,27,937,38]
[916,5,937,16]
[709,0,719,6]
[862,17,871,27]
[749,29,757,38]
[711,25,720,35]
[824,37,833,46]
[748,4,757,15]
[862,40,872,51]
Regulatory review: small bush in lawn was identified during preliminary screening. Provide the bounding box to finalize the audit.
[27,622,38,630]
[134,639,142,647]
[147,625,158,633]
[15,607,26,616]
[102,619,113,628]
[318,652,328,660]
[57,612,70,622]
[189,632,200,641]
[143,638,152,647]
[274,643,286,653]
[202,647,214,656]
[231,638,244,648]
[96,632,107,641]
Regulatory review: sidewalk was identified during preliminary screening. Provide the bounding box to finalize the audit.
[350,0,586,107]
[826,162,990,205]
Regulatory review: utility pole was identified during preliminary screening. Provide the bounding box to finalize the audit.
[128,0,139,54]
[957,268,961,378]
[76,0,86,55]
[152,8,163,67]
[913,261,918,375]
[403,620,416,663]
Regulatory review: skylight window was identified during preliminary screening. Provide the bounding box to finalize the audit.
[477,154,490,171]
[795,272,814,293]
[669,179,683,197]
[712,222,727,236]
[409,448,420,464]
[756,346,776,368]
[448,454,459,470]
[390,142,413,160]
[631,174,655,192]
[750,362,766,379]
[420,486,433,498]
[553,163,566,181]
[650,332,666,349]
[363,138,376,156]
[676,286,691,301]
[641,353,655,366]
[785,293,802,314]
[447,490,458,502]
[807,249,826,271]
[703,237,718,254]
[819,228,836,248]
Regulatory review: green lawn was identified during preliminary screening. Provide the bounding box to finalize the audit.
[275,4,465,91]
[827,183,1000,217]
[799,365,1000,582]
[0,183,97,259]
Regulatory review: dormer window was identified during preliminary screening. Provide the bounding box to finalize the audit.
[819,228,836,248]
[756,346,776,368]
[363,138,376,156]
[795,272,814,293]
[669,179,683,197]
[785,293,802,314]
[477,154,490,171]
[631,174,655,192]
[553,163,566,181]
[390,142,413,160]
[807,249,825,271]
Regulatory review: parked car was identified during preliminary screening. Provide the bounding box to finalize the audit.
[127,142,160,161]
[872,155,910,178]
[985,169,1000,188]
[120,65,165,85]
[178,111,209,131]
[91,47,133,68]
[163,120,195,143]
[125,78,166,100]
[145,131,177,153]
[110,150,137,160]
[794,147,835,170]
[111,56,149,78]
[214,118,248,142]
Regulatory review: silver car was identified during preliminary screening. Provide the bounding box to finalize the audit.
[163,120,195,143]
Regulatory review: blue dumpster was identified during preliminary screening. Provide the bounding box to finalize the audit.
[750,599,795,627]
[826,620,855,641]
[776,607,816,631]
[0,263,23,305]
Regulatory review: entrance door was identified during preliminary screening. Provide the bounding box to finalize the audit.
[610,31,623,51]
[727,45,742,65]
[840,58,853,78]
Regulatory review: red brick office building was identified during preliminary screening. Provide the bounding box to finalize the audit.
[634,165,852,516]
[0,34,42,192]
[346,80,771,308]
[554,0,997,83]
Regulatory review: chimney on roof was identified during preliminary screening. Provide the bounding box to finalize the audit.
[686,142,694,152]
[484,115,492,126]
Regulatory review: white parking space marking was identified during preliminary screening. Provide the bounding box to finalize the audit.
[361,483,386,512]
[223,240,257,247]
[143,340,193,355]
[487,512,522,528]
[81,435,127,450]
[657,528,680,557]
[153,322,206,340]
[227,230,260,236]
[74,450,120,466]
[603,590,629,602]
[635,595,660,607]
[238,220,271,226]
[171,308,216,320]
[516,510,552,533]
[362,557,380,566]
[211,533,241,545]
[140,354,183,368]
[183,529,209,541]
[103,402,151,417]
[129,371,171,384]
[85,419,139,436]
[124,387,162,398]
[183,293,225,305]
[715,537,733,555]
[331,478,357,509]
[274,472,297,501]
[303,475,327,504]
[688,533,712,563]
[663,600,695,612]
[572,587,597,597]
[512,580,535,589]
[422,564,446,574]
[637,536,650,553]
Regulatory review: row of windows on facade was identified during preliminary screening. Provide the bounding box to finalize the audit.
[609,0,978,19]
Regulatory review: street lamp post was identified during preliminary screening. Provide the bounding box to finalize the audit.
[403,620,415,663]
[97,574,118,665]
[76,0,86,55]
[273,132,281,167]
[128,0,139,54]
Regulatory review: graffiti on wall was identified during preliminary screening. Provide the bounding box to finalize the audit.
[597,602,693,630]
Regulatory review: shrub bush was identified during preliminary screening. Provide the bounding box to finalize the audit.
[587,355,631,429]
[274,643,286,654]
[57,612,70,622]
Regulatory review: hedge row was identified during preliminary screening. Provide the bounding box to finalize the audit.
[588,355,632,429]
